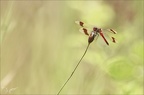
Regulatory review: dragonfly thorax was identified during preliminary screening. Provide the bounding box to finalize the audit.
[88,31,97,44]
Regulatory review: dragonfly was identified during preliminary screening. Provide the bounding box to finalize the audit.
[57,21,117,95]
[75,21,117,45]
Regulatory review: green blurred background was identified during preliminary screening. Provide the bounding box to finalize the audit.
[0,0,143,94]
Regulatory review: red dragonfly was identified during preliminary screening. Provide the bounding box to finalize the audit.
[75,21,117,45]
[57,21,117,95]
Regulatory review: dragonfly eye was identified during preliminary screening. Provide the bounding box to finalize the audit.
[93,27,98,31]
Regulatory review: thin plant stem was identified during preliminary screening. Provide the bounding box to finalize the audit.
[57,43,90,95]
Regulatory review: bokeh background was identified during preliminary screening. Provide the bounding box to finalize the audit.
[0,0,143,94]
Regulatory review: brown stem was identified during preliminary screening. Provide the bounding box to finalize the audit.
[57,43,90,95]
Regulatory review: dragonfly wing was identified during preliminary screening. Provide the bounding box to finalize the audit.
[111,37,117,43]
[79,28,89,36]
[107,29,117,34]
[102,29,117,44]
[75,21,84,27]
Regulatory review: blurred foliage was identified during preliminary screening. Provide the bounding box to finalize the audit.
[0,0,143,94]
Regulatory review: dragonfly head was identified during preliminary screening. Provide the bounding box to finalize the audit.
[93,27,98,31]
